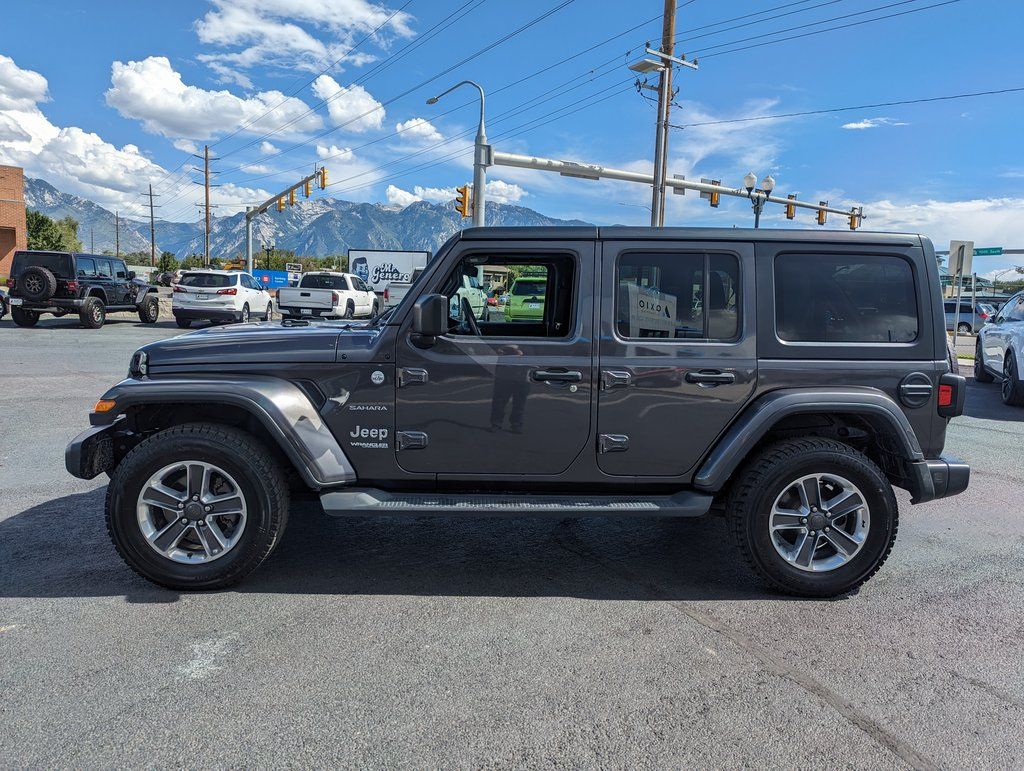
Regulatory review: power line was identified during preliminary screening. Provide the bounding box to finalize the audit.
[669,86,1024,129]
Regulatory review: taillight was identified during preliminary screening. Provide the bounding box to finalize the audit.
[4,278,13,288]
[173,285,186,293]
[332,291,340,306]
[217,287,237,295]
[979,312,989,319]
[383,287,389,301]
[65,280,79,293]
[938,384,953,407]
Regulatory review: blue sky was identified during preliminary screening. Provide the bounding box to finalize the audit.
[1,0,1022,275]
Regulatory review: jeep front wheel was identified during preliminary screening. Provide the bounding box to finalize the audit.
[138,295,159,324]
[106,424,289,590]
[80,297,106,328]
[11,307,39,327]
[727,438,898,598]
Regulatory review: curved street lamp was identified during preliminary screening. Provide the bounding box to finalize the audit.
[427,80,488,227]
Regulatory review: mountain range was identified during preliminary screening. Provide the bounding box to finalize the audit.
[23,178,590,259]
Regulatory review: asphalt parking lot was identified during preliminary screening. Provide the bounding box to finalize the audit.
[1,318,1022,767]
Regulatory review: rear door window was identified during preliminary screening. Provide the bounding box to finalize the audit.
[775,253,918,343]
[96,259,113,278]
[76,258,96,278]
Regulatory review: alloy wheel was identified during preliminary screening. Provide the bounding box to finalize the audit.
[1003,357,1016,401]
[769,473,870,572]
[136,460,248,564]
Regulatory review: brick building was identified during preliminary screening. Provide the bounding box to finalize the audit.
[1,165,27,277]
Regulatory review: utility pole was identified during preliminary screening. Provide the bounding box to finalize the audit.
[115,210,120,257]
[145,184,159,267]
[204,145,211,266]
[651,0,677,227]
[90,226,94,253]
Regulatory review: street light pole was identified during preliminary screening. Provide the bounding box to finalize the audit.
[744,171,775,229]
[427,80,489,227]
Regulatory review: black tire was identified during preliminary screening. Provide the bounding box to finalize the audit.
[11,306,39,327]
[138,294,159,324]
[371,301,380,318]
[974,339,994,383]
[239,303,250,324]
[343,301,354,320]
[727,437,898,598]
[79,297,105,329]
[956,322,972,334]
[175,316,192,329]
[265,303,273,321]
[105,423,290,590]
[1001,352,1024,407]
[19,266,57,301]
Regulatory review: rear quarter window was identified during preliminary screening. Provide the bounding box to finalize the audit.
[775,253,918,343]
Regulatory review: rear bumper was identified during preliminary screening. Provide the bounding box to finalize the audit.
[173,307,241,322]
[907,455,970,504]
[65,420,123,479]
[10,297,86,310]
[277,305,339,318]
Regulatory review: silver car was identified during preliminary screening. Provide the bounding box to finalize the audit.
[944,300,994,334]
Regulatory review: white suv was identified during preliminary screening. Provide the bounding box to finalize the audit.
[975,291,1024,406]
[172,270,273,329]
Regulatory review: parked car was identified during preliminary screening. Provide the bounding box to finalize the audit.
[67,227,968,597]
[0,288,8,320]
[944,300,995,334]
[276,271,379,320]
[383,267,425,309]
[172,270,272,328]
[975,290,1024,405]
[504,276,547,322]
[5,250,159,328]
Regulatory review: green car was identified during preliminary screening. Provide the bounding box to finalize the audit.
[504,278,547,321]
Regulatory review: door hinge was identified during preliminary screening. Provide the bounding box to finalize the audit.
[396,431,429,450]
[598,434,630,453]
[398,368,428,387]
[601,370,632,390]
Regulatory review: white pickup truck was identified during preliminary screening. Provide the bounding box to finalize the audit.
[275,272,379,320]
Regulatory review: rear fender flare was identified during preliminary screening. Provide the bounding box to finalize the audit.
[92,374,355,489]
[694,387,925,492]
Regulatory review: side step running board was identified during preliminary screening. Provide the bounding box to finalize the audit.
[320,488,713,518]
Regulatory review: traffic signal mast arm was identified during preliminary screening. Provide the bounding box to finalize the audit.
[490,150,863,226]
[244,167,327,273]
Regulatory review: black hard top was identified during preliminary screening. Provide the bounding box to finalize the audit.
[15,250,126,261]
[460,226,922,247]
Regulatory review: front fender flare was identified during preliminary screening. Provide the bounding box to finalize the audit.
[90,375,356,489]
[693,387,925,492]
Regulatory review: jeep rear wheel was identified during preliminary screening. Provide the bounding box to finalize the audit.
[727,438,898,598]
[11,307,39,327]
[106,423,289,590]
[80,297,106,329]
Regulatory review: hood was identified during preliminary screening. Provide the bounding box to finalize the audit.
[142,319,385,367]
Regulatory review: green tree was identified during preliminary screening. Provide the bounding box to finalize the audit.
[26,210,83,251]
[180,254,206,269]
[157,252,179,272]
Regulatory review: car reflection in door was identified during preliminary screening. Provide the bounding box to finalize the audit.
[489,344,528,433]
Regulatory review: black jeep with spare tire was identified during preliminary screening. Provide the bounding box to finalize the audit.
[5,250,160,329]
[65,227,969,597]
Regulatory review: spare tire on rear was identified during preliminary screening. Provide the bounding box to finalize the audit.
[19,266,57,301]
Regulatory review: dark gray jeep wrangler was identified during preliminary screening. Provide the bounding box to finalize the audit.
[66,227,969,597]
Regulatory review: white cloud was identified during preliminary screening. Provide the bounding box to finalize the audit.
[316,144,353,161]
[311,74,384,132]
[485,179,527,204]
[105,56,322,140]
[0,54,271,219]
[843,197,1024,249]
[173,138,199,153]
[194,0,414,83]
[385,184,420,207]
[240,163,272,174]
[260,140,278,154]
[841,117,909,130]
[395,117,442,143]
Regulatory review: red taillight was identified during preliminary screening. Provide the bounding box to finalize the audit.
[979,312,990,319]
[383,287,389,301]
[173,285,186,293]
[64,280,79,293]
[332,292,340,306]
[217,287,237,295]
[938,384,953,408]
[4,278,13,288]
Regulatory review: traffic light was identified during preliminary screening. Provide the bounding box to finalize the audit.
[849,212,859,230]
[709,180,720,208]
[785,194,796,220]
[288,189,295,207]
[319,168,328,189]
[304,179,311,198]
[817,202,828,226]
[276,197,284,212]
[454,184,473,218]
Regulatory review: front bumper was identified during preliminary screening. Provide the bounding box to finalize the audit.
[65,420,124,479]
[907,455,970,504]
[173,307,241,322]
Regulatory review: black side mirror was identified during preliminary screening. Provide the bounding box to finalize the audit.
[412,294,448,342]
[128,271,136,280]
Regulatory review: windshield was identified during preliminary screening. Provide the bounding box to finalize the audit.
[300,274,348,290]
[512,280,545,296]
[180,273,234,288]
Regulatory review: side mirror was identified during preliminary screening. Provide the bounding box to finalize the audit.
[412,294,448,342]
[128,271,136,280]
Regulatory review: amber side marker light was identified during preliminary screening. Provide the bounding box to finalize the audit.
[93,399,117,413]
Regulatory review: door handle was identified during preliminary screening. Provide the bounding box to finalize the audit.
[531,369,583,383]
[685,370,736,385]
